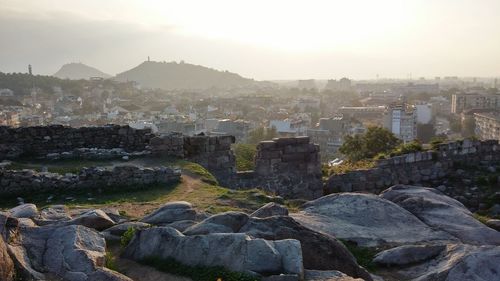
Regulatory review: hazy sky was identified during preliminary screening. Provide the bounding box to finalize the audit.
[1,0,499,80]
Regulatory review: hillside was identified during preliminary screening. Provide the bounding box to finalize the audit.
[54,63,111,80]
[114,61,256,90]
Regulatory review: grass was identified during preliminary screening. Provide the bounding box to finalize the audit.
[340,240,379,272]
[141,256,260,281]
[105,251,118,271]
[323,159,376,177]
[121,227,137,248]
[180,162,219,185]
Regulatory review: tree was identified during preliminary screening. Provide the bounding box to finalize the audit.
[339,126,401,161]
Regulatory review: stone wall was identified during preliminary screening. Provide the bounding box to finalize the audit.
[0,125,153,159]
[228,137,323,200]
[326,139,500,195]
[0,165,180,197]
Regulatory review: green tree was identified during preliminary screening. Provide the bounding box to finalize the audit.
[233,144,257,171]
[339,126,401,161]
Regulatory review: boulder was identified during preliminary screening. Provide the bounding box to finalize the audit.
[65,209,116,231]
[140,201,196,225]
[239,216,372,281]
[0,236,14,281]
[304,270,364,281]
[122,226,304,276]
[486,219,500,231]
[165,220,196,232]
[87,268,134,281]
[292,193,455,247]
[251,202,289,218]
[101,221,150,240]
[183,211,249,235]
[373,244,446,266]
[384,244,500,281]
[380,185,500,245]
[9,203,38,219]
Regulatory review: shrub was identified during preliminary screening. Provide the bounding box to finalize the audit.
[392,140,423,156]
[105,252,118,271]
[121,227,137,248]
[233,144,257,171]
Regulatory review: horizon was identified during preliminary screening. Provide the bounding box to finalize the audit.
[1,0,499,80]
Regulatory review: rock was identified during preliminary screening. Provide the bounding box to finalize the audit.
[65,209,116,231]
[39,205,71,223]
[436,185,446,192]
[263,274,299,281]
[165,220,196,232]
[140,201,196,225]
[87,268,134,281]
[101,221,150,240]
[486,219,500,231]
[386,244,500,281]
[239,216,372,281]
[489,204,500,216]
[17,218,36,228]
[251,202,289,218]
[304,270,364,281]
[101,208,127,224]
[0,236,15,281]
[373,244,446,266]
[9,203,38,219]
[292,193,455,247]
[122,226,304,276]
[380,185,500,245]
[183,211,249,235]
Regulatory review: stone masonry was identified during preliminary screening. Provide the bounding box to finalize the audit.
[0,165,180,197]
[228,137,323,200]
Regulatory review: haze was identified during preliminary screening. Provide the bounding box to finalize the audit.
[1,0,499,80]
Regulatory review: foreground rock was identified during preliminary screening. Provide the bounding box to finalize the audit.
[123,226,304,277]
[305,270,364,281]
[6,223,131,281]
[8,203,38,218]
[183,211,249,235]
[0,236,14,281]
[376,243,500,281]
[292,193,455,247]
[373,244,446,266]
[380,185,500,245]
[140,201,196,225]
[101,221,150,241]
[251,202,289,218]
[64,209,116,231]
[239,216,372,281]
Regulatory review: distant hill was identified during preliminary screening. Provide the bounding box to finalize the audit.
[114,61,256,90]
[54,63,111,80]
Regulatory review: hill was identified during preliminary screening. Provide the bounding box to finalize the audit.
[114,61,256,90]
[54,63,111,80]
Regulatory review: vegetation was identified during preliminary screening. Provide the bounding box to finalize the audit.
[121,227,137,248]
[181,162,218,185]
[105,252,118,271]
[141,256,260,281]
[339,126,401,161]
[233,143,257,171]
[323,160,376,176]
[340,240,379,272]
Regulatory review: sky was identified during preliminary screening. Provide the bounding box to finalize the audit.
[0,0,499,80]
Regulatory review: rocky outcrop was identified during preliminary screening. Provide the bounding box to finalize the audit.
[183,211,249,235]
[373,244,446,266]
[380,185,500,245]
[101,222,150,241]
[64,209,116,231]
[0,235,14,281]
[8,203,38,219]
[122,226,304,277]
[305,270,364,281]
[376,243,500,281]
[239,216,372,281]
[140,201,196,225]
[292,193,455,247]
[251,202,289,218]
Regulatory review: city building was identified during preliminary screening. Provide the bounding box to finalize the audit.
[451,93,500,114]
[415,103,432,124]
[383,103,417,142]
[324,78,352,91]
[474,112,500,141]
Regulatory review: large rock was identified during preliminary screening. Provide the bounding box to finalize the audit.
[0,236,14,281]
[140,201,196,225]
[380,185,500,245]
[251,202,289,218]
[381,244,500,281]
[486,219,500,231]
[373,244,446,266]
[65,209,116,231]
[101,221,150,241]
[239,216,372,281]
[304,270,364,281]
[9,203,38,219]
[292,193,455,247]
[122,226,304,276]
[183,211,249,235]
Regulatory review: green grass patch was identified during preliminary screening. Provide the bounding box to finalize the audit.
[233,143,256,171]
[121,227,137,248]
[141,256,260,281]
[180,162,218,185]
[340,240,379,272]
[473,213,492,225]
[105,252,118,271]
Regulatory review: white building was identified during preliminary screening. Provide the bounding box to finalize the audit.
[383,104,417,142]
